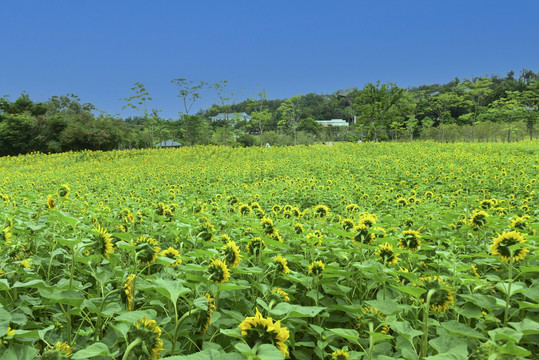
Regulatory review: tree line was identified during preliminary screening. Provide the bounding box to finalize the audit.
[0,69,537,156]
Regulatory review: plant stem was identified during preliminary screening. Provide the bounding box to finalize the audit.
[122,337,142,360]
[420,289,435,359]
[503,252,514,327]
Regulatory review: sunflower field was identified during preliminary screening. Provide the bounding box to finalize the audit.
[0,141,537,360]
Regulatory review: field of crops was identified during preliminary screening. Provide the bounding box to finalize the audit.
[0,141,537,359]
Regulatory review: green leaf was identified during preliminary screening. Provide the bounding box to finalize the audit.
[328,328,360,342]
[488,327,522,343]
[153,278,190,305]
[394,285,426,299]
[51,210,79,228]
[509,318,539,335]
[13,279,49,289]
[455,302,482,319]
[389,320,423,341]
[218,283,250,291]
[0,307,12,336]
[429,333,468,358]
[71,343,111,359]
[0,279,9,290]
[459,294,497,309]
[270,303,325,318]
[116,309,158,324]
[257,344,285,360]
[0,344,39,360]
[441,320,486,339]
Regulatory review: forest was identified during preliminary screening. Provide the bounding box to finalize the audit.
[0,69,537,156]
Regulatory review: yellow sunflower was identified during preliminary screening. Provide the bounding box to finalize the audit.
[470,210,489,227]
[134,236,161,266]
[197,293,217,335]
[356,306,389,335]
[399,230,422,251]
[490,230,529,262]
[161,247,182,267]
[271,287,290,302]
[208,259,231,284]
[247,237,267,256]
[222,241,241,268]
[238,308,290,357]
[376,243,399,265]
[122,274,136,311]
[332,349,350,360]
[273,255,290,274]
[127,317,164,359]
[417,275,454,312]
[93,225,114,258]
[42,341,72,359]
[308,260,325,278]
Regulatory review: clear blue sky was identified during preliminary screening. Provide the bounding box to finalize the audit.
[1,0,537,119]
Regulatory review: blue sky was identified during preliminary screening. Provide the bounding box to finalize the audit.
[1,0,537,119]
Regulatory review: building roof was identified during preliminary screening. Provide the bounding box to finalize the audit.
[316,119,349,127]
[155,140,183,147]
[210,112,252,121]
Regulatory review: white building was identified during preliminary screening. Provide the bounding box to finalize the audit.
[316,119,349,127]
[210,112,252,122]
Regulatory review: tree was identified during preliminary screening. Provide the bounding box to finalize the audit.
[357,82,404,141]
[514,83,538,140]
[121,82,162,147]
[488,93,525,142]
[458,78,493,141]
[171,78,209,145]
[277,95,304,145]
[428,92,470,142]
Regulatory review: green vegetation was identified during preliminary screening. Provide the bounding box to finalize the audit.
[0,69,537,157]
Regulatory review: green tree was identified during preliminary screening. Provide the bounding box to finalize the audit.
[277,95,304,145]
[428,92,470,142]
[458,78,493,141]
[121,82,161,147]
[357,82,404,141]
[171,78,209,145]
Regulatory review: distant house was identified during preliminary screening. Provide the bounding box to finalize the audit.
[316,119,349,127]
[210,112,252,122]
[155,140,183,148]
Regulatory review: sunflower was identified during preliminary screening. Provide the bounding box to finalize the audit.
[218,234,231,243]
[134,236,161,266]
[273,254,290,274]
[243,227,255,237]
[308,260,325,278]
[222,241,241,268]
[122,274,136,311]
[294,223,304,234]
[20,260,31,269]
[397,267,410,284]
[260,217,274,235]
[93,225,114,258]
[238,308,290,357]
[376,243,399,265]
[479,199,494,209]
[46,195,55,210]
[510,215,530,230]
[271,287,290,302]
[197,293,216,335]
[247,237,267,256]
[198,220,215,242]
[239,203,252,215]
[291,207,301,217]
[208,259,231,283]
[490,230,529,262]
[0,227,12,244]
[161,247,182,267]
[314,204,330,218]
[332,349,350,360]
[341,218,355,231]
[417,276,454,312]
[41,341,72,360]
[470,210,488,227]
[272,205,282,214]
[57,184,70,198]
[356,306,389,335]
[471,264,480,278]
[399,230,422,251]
[358,213,377,228]
[396,197,408,207]
[127,317,164,359]
[353,224,374,246]
[306,232,323,247]
[346,203,360,214]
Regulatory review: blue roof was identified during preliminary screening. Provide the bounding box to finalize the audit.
[155,140,182,147]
